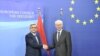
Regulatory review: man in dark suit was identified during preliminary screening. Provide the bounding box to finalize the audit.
[44,20,72,56]
[25,24,43,56]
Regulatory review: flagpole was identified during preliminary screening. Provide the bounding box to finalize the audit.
[60,8,63,19]
[37,7,41,16]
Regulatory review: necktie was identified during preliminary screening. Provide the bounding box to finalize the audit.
[57,32,60,41]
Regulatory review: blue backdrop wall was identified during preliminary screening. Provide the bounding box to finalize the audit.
[0,0,100,56]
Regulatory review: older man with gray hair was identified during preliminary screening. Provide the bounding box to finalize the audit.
[44,20,72,56]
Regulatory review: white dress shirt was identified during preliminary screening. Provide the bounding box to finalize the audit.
[32,33,39,44]
[57,29,63,41]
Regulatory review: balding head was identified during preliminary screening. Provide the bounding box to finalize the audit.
[55,20,63,25]
[55,20,63,31]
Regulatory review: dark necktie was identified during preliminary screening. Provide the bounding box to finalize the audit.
[57,32,60,41]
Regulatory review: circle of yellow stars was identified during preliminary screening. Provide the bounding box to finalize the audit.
[69,0,100,25]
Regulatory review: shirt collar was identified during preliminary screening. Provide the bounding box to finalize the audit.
[31,32,36,36]
[57,29,63,33]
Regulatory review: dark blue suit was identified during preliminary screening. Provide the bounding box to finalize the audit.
[25,32,42,56]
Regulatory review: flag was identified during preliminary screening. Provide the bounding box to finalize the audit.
[37,15,47,44]
[37,15,50,56]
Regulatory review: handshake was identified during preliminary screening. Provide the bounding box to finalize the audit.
[43,44,48,50]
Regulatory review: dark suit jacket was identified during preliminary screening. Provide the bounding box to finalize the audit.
[25,32,42,56]
[49,30,72,56]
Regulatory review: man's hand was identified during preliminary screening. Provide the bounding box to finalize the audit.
[43,44,48,50]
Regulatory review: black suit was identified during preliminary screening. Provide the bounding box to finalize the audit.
[25,32,42,56]
[49,30,72,56]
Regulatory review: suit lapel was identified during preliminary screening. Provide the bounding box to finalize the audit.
[55,32,58,43]
[56,30,65,44]
[29,32,40,44]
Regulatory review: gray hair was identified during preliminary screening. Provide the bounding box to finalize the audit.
[30,24,37,28]
[55,20,63,25]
